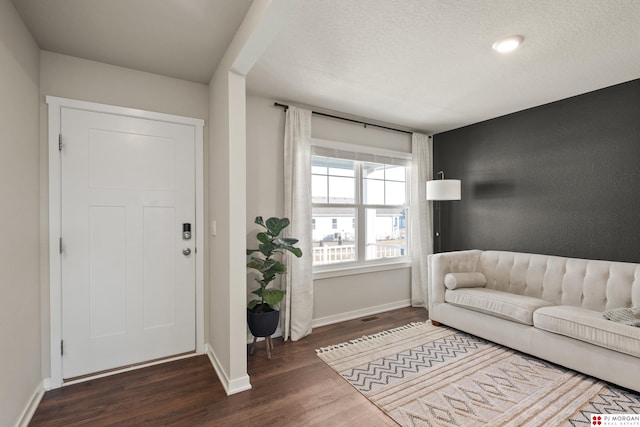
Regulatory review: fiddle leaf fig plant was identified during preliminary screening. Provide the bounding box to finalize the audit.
[246,216,302,312]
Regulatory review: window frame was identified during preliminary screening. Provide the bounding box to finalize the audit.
[311,139,412,276]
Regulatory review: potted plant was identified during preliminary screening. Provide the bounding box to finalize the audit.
[246,216,302,339]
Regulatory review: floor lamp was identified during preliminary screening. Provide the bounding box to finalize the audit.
[426,171,461,253]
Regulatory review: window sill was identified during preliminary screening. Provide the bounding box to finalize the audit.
[313,260,411,280]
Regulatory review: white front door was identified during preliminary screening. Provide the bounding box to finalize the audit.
[60,107,196,379]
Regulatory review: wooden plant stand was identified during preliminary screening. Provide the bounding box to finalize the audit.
[250,335,274,360]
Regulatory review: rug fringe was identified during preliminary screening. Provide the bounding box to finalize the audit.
[315,321,430,355]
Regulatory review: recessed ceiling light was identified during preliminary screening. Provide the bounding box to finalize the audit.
[492,35,524,53]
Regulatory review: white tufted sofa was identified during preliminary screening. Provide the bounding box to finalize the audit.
[428,250,640,392]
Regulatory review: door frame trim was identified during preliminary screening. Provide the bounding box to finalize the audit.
[46,96,206,389]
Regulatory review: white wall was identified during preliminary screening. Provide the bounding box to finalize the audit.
[206,0,295,395]
[313,268,411,324]
[246,94,413,325]
[40,51,209,118]
[245,95,286,300]
[208,67,251,393]
[208,69,229,378]
[246,96,285,221]
[39,51,210,379]
[0,1,41,425]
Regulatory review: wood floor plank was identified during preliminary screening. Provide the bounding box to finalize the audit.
[30,307,427,426]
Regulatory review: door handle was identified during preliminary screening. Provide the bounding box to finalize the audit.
[182,247,191,256]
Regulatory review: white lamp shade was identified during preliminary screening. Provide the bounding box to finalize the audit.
[426,179,461,201]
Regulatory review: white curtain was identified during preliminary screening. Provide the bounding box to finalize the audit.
[410,133,433,307]
[283,107,313,341]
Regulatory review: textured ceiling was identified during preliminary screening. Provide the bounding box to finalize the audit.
[247,0,640,133]
[12,0,253,84]
[12,0,640,133]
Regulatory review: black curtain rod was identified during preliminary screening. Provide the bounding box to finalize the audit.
[274,102,413,135]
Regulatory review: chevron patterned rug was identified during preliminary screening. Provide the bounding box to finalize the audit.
[316,321,640,426]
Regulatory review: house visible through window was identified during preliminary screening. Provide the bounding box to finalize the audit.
[311,142,410,267]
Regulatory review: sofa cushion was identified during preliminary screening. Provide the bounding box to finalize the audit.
[534,305,640,358]
[445,288,554,325]
[444,272,487,290]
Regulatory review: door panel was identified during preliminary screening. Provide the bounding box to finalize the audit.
[89,206,127,339]
[88,129,175,191]
[61,108,196,379]
[143,206,176,329]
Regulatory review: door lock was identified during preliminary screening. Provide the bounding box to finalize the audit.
[182,223,192,240]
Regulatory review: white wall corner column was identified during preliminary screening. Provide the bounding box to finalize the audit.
[205,0,296,394]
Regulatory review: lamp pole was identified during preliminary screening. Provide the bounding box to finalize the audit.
[436,200,442,253]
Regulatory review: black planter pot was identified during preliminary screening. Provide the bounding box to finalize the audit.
[247,307,280,338]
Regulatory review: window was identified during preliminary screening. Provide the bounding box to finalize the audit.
[311,141,410,268]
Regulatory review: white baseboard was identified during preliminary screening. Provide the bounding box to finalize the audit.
[205,343,251,396]
[311,299,412,328]
[15,380,45,427]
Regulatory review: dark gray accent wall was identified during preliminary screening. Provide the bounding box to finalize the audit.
[433,79,640,263]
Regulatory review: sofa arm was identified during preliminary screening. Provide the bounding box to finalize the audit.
[428,250,483,313]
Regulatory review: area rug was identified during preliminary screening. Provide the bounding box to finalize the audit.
[316,321,640,426]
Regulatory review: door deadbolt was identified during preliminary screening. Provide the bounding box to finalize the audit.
[182,223,192,240]
[182,247,191,256]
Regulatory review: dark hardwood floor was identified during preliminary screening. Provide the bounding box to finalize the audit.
[30,307,428,426]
